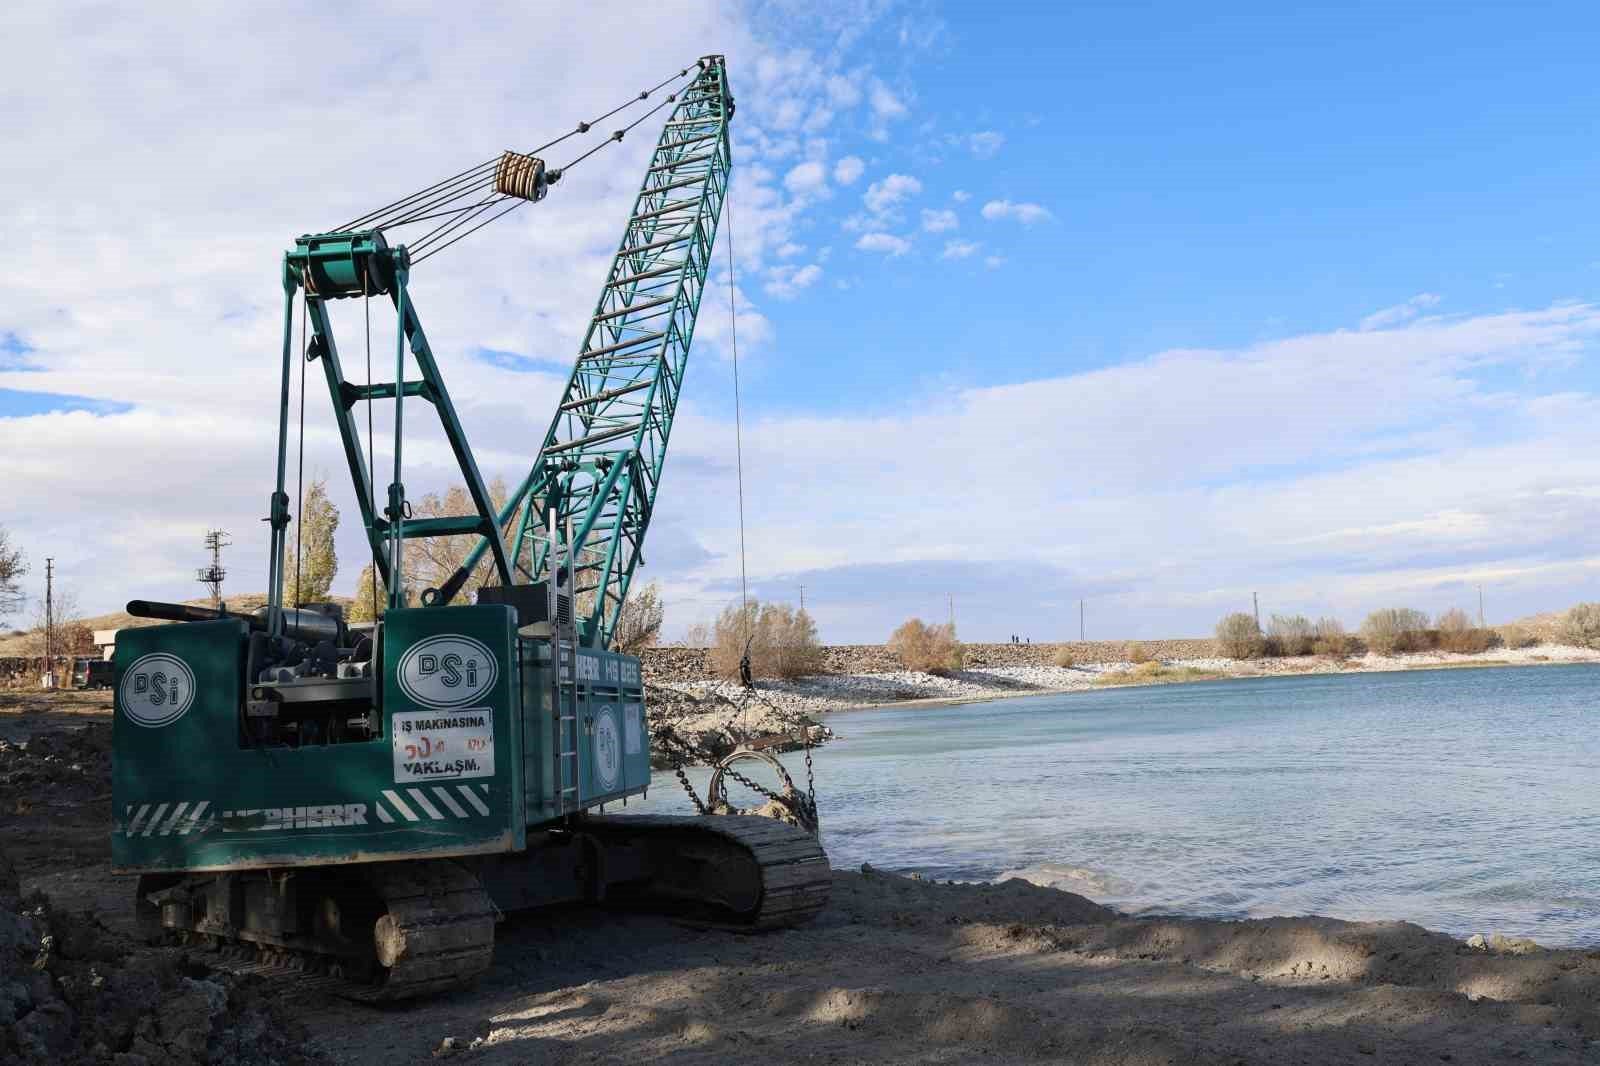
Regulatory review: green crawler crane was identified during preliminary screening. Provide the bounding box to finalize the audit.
[110,56,829,999]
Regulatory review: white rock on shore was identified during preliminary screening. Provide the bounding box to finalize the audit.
[648,643,1600,731]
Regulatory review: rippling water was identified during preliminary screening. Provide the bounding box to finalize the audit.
[637,664,1600,946]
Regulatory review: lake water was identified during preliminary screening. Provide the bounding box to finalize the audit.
[637,664,1600,946]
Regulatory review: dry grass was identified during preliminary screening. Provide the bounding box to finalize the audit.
[1093,662,1225,687]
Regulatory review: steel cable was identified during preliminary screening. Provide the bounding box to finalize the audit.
[337,62,697,239]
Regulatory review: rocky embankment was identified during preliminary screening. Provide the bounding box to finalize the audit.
[644,640,1600,766]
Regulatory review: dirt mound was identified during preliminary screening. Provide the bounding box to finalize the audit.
[0,724,113,817]
[1,848,327,1065]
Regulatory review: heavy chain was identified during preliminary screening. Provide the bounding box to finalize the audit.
[674,762,707,814]
[653,674,822,830]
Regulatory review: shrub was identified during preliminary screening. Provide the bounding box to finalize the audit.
[1311,616,1351,657]
[1052,646,1075,668]
[888,618,965,674]
[613,581,664,656]
[1359,607,1431,655]
[1436,608,1496,654]
[1265,613,1314,656]
[1498,623,1537,649]
[709,600,825,680]
[1214,612,1264,659]
[1559,602,1600,649]
[1125,642,1152,664]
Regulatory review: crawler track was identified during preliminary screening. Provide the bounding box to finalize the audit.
[150,814,828,1003]
[585,813,832,929]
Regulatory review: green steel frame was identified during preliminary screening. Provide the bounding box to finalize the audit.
[267,231,511,631]
[266,56,732,645]
[444,55,734,648]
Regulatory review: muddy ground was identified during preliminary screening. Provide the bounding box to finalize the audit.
[4,693,1599,1064]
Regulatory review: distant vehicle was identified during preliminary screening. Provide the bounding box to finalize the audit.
[75,657,113,689]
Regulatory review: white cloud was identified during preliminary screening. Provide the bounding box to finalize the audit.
[984,255,1005,269]
[941,240,980,260]
[825,73,862,108]
[764,263,824,299]
[776,241,805,259]
[1361,292,1443,331]
[863,173,922,214]
[868,79,907,120]
[833,155,865,185]
[967,131,1005,158]
[981,199,1053,224]
[647,302,1600,640]
[783,159,828,195]
[0,2,905,618]
[952,190,971,202]
[855,232,911,256]
[867,78,909,140]
[920,208,958,233]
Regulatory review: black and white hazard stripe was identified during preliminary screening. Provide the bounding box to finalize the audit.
[123,801,211,837]
[375,783,493,823]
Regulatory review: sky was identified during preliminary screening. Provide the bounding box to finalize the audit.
[4,1,1600,643]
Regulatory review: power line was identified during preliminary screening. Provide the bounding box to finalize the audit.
[196,529,230,607]
[43,557,54,689]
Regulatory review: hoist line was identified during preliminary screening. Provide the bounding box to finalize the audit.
[726,190,751,633]
[338,157,499,233]
[411,88,689,264]
[294,293,307,608]
[336,62,698,234]
[406,187,507,257]
[364,270,377,622]
[375,166,501,230]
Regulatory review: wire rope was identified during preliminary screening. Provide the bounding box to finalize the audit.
[724,187,752,737]
[365,270,378,622]
[294,294,307,608]
[339,62,698,241]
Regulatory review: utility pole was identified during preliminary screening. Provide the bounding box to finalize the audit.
[43,557,54,689]
[798,584,806,612]
[197,529,231,608]
[1080,599,1085,641]
[1478,583,1485,628]
[948,592,955,629]
[1252,592,1260,628]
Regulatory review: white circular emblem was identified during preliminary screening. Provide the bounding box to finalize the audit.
[593,705,621,791]
[397,635,498,708]
[119,653,196,728]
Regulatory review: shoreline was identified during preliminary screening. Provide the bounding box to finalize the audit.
[647,643,1600,744]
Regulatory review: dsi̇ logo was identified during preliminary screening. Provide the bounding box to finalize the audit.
[120,653,196,728]
[592,705,621,791]
[398,635,498,708]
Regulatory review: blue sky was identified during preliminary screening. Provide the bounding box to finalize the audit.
[4,1,1600,641]
[725,2,1600,414]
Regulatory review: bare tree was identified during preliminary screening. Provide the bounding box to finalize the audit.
[709,600,826,680]
[0,525,25,622]
[1560,602,1600,649]
[1360,607,1432,654]
[613,581,664,656]
[1265,613,1314,656]
[1215,612,1264,659]
[888,617,965,675]
[404,479,509,601]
